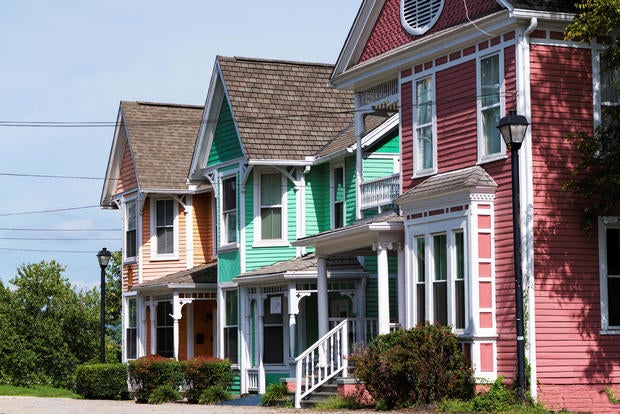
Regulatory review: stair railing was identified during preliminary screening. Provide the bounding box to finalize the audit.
[294,319,349,408]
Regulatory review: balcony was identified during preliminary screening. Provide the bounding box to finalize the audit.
[359,173,400,211]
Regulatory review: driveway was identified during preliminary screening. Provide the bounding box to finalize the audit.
[0,396,394,414]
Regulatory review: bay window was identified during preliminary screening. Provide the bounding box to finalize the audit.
[221,176,237,245]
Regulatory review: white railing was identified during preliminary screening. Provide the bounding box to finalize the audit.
[294,320,349,408]
[247,368,259,393]
[360,173,400,210]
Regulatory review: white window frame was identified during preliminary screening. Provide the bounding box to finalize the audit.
[413,75,437,177]
[253,169,287,247]
[400,0,445,36]
[223,289,239,365]
[412,217,468,333]
[263,294,285,365]
[156,300,174,358]
[123,294,138,361]
[477,51,506,163]
[219,173,239,250]
[599,216,620,334]
[123,198,138,263]
[331,164,345,229]
[149,198,179,260]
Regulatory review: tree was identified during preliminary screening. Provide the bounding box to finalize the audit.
[563,0,620,230]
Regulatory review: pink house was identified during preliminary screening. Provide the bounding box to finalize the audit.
[326,0,620,411]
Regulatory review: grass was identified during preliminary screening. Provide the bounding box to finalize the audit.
[0,385,80,399]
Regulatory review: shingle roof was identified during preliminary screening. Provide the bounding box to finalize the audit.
[510,1,577,13]
[237,253,364,279]
[396,166,497,205]
[133,262,217,289]
[217,56,355,161]
[121,101,203,190]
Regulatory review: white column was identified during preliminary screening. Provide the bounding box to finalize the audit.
[317,256,329,338]
[187,302,194,359]
[150,298,157,355]
[137,294,146,357]
[185,195,194,269]
[377,242,390,335]
[239,287,249,394]
[397,244,406,328]
[257,293,266,394]
[172,292,181,360]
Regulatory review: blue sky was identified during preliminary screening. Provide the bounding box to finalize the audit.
[0,0,361,289]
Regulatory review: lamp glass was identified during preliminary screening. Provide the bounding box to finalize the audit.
[97,248,112,268]
[497,111,529,146]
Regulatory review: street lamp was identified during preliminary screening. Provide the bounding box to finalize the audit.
[96,247,112,363]
[497,110,529,402]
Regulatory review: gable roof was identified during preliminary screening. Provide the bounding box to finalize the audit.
[216,56,355,161]
[101,101,204,206]
[132,261,217,291]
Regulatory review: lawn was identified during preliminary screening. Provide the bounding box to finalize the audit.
[0,385,80,398]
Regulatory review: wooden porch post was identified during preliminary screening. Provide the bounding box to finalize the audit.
[377,242,390,335]
[258,291,266,394]
[397,244,406,328]
[317,256,329,338]
[172,292,180,360]
[150,298,157,355]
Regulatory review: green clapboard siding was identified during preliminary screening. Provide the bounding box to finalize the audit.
[305,164,330,234]
[265,372,288,388]
[230,372,241,394]
[344,155,357,226]
[244,173,296,272]
[363,157,395,180]
[364,276,399,322]
[218,250,240,283]
[366,130,399,154]
[207,98,243,167]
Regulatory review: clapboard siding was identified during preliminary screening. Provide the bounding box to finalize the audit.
[116,139,138,193]
[193,192,215,264]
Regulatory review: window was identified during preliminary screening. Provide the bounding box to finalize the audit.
[263,295,284,364]
[600,218,620,332]
[221,176,237,245]
[478,53,504,160]
[224,290,238,364]
[400,0,444,35]
[333,166,345,228]
[259,173,284,240]
[155,199,174,255]
[126,297,137,360]
[156,301,173,358]
[413,226,467,330]
[415,77,435,175]
[125,200,137,260]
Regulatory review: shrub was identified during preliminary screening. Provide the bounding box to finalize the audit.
[184,357,234,404]
[348,323,474,409]
[148,384,182,404]
[74,363,129,400]
[127,355,184,404]
[260,382,290,406]
[471,377,518,412]
[198,384,232,404]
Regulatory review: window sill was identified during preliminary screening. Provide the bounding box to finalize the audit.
[477,153,507,164]
[412,169,437,179]
[218,243,239,253]
[123,257,137,265]
[252,240,290,248]
[150,254,179,262]
[601,329,620,335]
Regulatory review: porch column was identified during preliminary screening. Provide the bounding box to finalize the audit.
[172,292,181,360]
[239,287,249,394]
[397,243,406,328]
[287,283,299,377]
[317,256,329,338]
[138,294,146,357]
[186,302,194,359]
[258,292,266,394]
[150,298,157,355]
[377,242,390,335]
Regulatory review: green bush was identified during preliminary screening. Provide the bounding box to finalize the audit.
[198,384,232,404]
[471,377,519,412]
[127,355,184,404]
[260,382,290,406]
[348,323,474,409]
[147,384,182,404]
[74,363,129,400]
[184,357,234,404]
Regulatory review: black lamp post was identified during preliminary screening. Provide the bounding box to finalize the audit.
[96,247,112,363]
[497,110,530,402]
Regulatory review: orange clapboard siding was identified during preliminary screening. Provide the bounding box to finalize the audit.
[192,192,215,264]
[116,140,138,193]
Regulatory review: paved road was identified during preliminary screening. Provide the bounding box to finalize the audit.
[0,396,393,414]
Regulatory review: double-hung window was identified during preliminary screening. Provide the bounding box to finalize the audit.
[332,166,345,228]
[221,176,237,245]
[156,301,173,358]
[263,295,284,364]
[600,217,620,333]
[259,173,284,241]
[125,297,137,360]
[413,225,467,330]
[414,76,435,175]
[125,200,137,260]
[155,199,174,255]
[223,290,238,364]
[597,52,619,128]
[478,53,504,161]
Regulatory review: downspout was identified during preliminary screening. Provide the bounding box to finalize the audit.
[518,16,538,401]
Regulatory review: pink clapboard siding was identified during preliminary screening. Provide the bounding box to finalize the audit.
[116,140,138,194]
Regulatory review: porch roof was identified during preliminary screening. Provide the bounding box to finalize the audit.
[131,261,217,291]
[234,253,366,284]
[395,166,497,206]
[292,212,403,256]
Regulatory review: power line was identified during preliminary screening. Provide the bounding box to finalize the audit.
[0,247,98,253]
[0,172,112,180]
[0,205,100,217]
[0,237,119,241]
[0,227,119,232]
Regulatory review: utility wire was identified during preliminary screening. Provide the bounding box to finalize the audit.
[0,237,119,241]
[0,227,119,232]
[0,205,100,217]
[0,172,112,180]
[0,247,99,253]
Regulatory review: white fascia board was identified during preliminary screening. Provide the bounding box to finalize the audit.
[331,11,516,90]
[101,107,130,207]
[356,113,400,150]
[248,159,313,167]
[293,221,403,247]
[510,8,575,22]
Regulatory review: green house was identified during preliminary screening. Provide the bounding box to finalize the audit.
[189,56,401,397]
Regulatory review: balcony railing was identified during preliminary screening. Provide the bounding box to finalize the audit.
[360,173,400,210]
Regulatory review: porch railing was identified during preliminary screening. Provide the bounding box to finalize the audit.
[294,320,349,408]
[247,368,259,393]
[359,173,400,210]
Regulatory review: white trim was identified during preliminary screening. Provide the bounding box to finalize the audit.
[599,217,620,334]
[412,74,438,177]
[248,159,313,167]
[219,171,239,248]
[253,169,288,245]
[149,197,180,260]
[122,196,138,264]
[400,0,445,36]
[476,50,508,164]
[330,162,346,229]
[185,195,194,269]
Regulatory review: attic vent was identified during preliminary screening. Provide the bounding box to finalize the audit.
[401,0,444,35]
